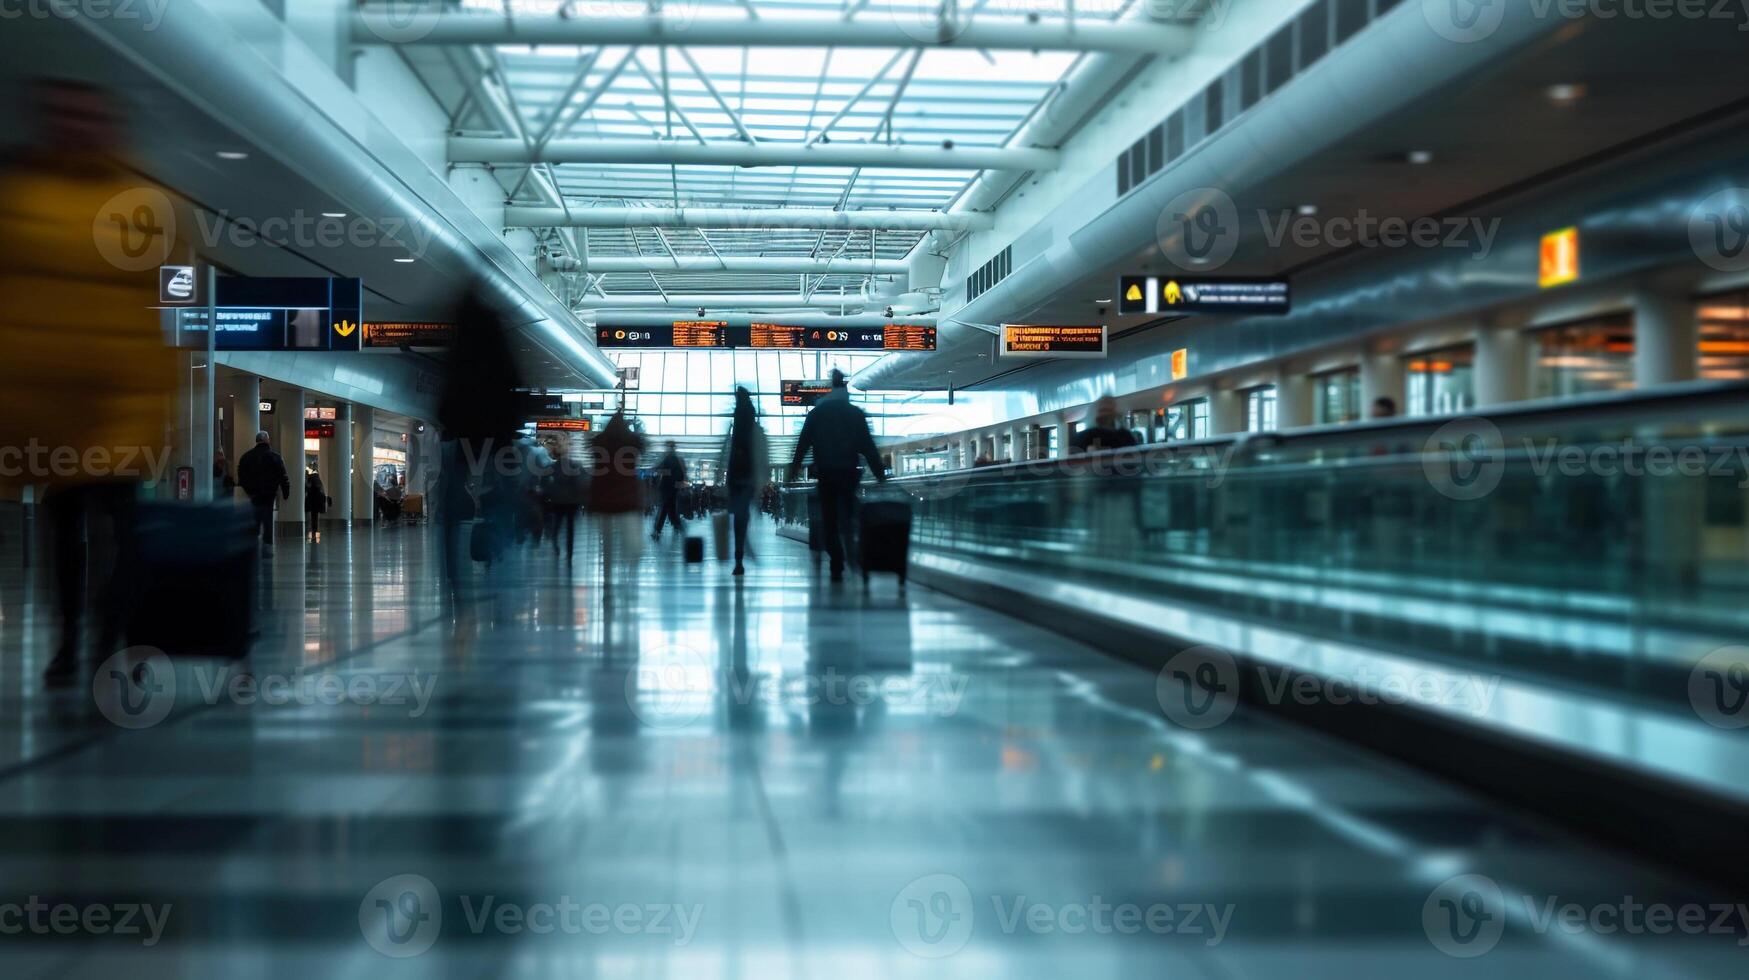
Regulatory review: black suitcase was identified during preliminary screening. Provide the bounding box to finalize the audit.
[127,502,256,659]
[859,499,912,585]
[684,536,705,563]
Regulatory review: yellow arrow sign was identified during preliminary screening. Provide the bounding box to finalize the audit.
[333,320,357,338]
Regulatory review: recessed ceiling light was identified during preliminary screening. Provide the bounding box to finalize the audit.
[215,151,249,161]
[1095,298,1112,304]
[1297,204,1319,216]
[1546,83,1587,106]
[1407,150,1434,165]
[321,211,348,219]
[394,257,416,263]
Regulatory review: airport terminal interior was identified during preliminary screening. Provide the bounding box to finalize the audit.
[1,0,1748,975]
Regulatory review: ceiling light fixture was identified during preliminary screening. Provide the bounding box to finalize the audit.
[215,151,249,161]
[321,211,348,219]
[1407,150,1434,165]
[1546,83,1587,106]
[1297,204,1319,216]
[393,257,416,264]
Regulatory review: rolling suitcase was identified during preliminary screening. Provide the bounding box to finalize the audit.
[684,536,705,563]
[126,502,256,660]
[858,498,912,587]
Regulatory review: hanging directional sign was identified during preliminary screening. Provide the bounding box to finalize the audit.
[176,277,364,351]
[1119,276,1290,316]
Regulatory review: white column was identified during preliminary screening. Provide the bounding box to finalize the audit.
[230,375,260,472]
[1474,326,1528,407]
[323,404,352,526]
[1634,290,1697,388]
[275,388,305,530]
[1275,370,1312,430]
[353,405,375,523]
[1209,389,1244,436]
[1361,351,1405,416]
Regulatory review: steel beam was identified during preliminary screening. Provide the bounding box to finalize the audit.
[575,255,905,274]
[452,136,1055,171]
[352,11,1197,55]
[505,205,990,231]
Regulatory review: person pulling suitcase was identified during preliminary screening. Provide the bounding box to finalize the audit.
[786,370,886,583]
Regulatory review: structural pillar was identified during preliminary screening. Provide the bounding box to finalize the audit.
[274,387,305,533]
[1634,289,1697,388]
[1275,370,1313,430]
[352,405,375,524]
[1209,389,1244,436]
[1361,351,1406,416]
[322,404,353,526]
[1474,325,1528,407]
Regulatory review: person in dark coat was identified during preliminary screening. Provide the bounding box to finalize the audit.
[304,470,328,542]
[236,430,290,552]
[649,441,688,542]
[718,387,769,576]
[590,410,647,582]
[786,370,886,581]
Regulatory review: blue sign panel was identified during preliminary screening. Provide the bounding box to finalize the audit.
[178,277,364,351]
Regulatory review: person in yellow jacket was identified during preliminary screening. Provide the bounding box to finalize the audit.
[0,80,179,684]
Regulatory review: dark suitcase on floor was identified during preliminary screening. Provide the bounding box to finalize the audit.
[127,502,256,659]
[859,499,912,585]
[684,536,705,563]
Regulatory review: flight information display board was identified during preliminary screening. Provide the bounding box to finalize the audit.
[535,419,593,432]
[364,321,455,348]
[596,323,937,350]
[1118,276,1291,316]
[1001,324,1107,358]
[781,380,834,406]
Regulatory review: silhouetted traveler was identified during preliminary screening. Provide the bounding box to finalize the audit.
[591,409,647,581]
[0,81,178,684]
[304,470,328,542]
[650,440,687,542]
[787,370,886,582]
[1071,397,1139,454]
[1370,396,1397,419]
[718,387,770,576]
[237,431,290,551]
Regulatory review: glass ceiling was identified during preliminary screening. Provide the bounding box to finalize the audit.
[420,0,1133,298]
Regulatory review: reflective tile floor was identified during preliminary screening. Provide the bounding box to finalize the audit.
[0,518,1740,977]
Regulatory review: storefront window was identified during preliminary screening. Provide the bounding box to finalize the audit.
[1405,345,1475,416]
[1698,292,1749,381]
[1313,368,1361,424]
[1244,386,1278,432]
[1167,399,1209,440]
[1529,317,1634,399]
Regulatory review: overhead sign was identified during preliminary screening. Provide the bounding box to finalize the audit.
[305,421,337,439]
[177,277,364,351]
[159,265,197,306]
[516,392,571,419]
[1000,325,1107,358]
[364,321,456,348]
[259,399,277,414]
[1119,276,1291,316]
[1171,348,1189,381]
[1539,227,1580,288]
[596,324,936,351]
[781,379,835,407]
[535,418,594,432]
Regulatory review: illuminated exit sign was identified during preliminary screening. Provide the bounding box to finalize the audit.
[1539,227,1580,288]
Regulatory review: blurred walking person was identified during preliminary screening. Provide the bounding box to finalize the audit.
[0,80,178,683]
[786,370,886,582]
[591,409,647,586]
[649,440,687,542]
[717,387,770,576]
[304,469,328,543]
[236,431,290,552]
